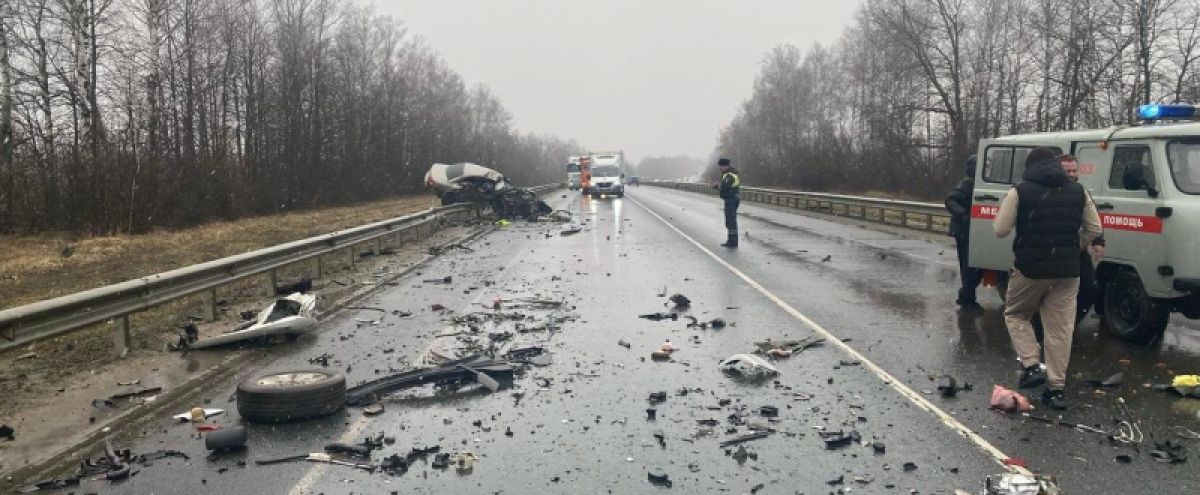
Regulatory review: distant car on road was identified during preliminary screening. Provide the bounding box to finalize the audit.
[627,176,640,186]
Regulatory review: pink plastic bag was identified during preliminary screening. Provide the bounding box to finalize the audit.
[989,385,1033,412]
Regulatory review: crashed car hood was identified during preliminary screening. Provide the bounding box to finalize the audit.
[425,162,507,192]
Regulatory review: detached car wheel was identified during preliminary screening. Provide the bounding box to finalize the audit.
[1102,270,1170,344]
[237,369,346,423]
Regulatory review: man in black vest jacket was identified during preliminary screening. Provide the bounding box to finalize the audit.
[994,147,1102,410]
[944,155,983,310]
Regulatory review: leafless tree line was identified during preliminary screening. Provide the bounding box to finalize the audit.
[715,0,1199,199]
[0,0,580,234]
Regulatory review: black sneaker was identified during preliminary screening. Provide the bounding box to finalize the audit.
[1018,364,1046,389]
[1042,388,1067,410]
[956,300,984,312]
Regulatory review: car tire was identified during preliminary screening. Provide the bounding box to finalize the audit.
[236,369,346,423]
[1102,270,1171,344]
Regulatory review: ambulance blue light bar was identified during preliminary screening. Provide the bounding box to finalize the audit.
[1137,103,1198,121]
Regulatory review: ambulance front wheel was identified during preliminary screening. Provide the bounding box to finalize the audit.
[1102,270,1170,344]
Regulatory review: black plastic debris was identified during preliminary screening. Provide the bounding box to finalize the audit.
[873,441,886,454]
[618,339,632,348]
[819,430,861,450]
[431,452,451,469]
[903,461,918,472]
[308,353,332,367]
[668,294,691,308]
[381,454,408,475]
[640,312,679,321]
[646,408,658,420]
[0,424,13,441]
[654,430,666,448]
[720,431,771,448]
[648,391,668,403]
[205,426,247,453]
[110,387,163,402]
[1150,441,1188,464]
[934,376,973,398]
[759,405,779,418]
[91,398,117,409]
[697,419,720,427]
[827,474,844,485]
[345,355,515,406]
[1115,454,1133,464]
[325,443,372,458]
[647,471,673,488]
[275,278,312,295]
[16,477,80,493]
[1085,372,1124,388]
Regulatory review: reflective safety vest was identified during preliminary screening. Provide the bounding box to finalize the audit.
[720,169,741,199]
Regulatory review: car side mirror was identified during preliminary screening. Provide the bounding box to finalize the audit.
[1122,164,1159,197]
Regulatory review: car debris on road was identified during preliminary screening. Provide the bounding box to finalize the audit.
[344,355,515,406]
[719,354,780,379]
[753,336,824,359]
[183,293,317,350]
[989,385,1033,412]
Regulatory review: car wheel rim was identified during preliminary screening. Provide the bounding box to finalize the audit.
[257,372,328,388]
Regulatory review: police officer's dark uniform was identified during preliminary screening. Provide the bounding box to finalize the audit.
[715,158,741,247]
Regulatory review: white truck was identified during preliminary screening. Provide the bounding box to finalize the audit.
[969,104,1200,343]
[567,156,583,190]
[588,151,625,199]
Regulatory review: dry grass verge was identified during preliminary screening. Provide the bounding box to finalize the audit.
[0,195,437,310]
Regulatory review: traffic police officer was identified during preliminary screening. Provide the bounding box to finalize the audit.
[713,158,741,247]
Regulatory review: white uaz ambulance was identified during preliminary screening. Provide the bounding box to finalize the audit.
[969,104,1200,343]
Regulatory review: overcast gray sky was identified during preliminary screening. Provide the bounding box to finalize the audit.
[374,0,863,163]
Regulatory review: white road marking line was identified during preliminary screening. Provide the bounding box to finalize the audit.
[629,195,1024,473]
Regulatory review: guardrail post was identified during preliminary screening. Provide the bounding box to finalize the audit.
[112,316,130,357]
[315,255,324,277]
[347,246,357,269]
[376,238,384,255]
[200,289,217,322]
[264,269,278,296]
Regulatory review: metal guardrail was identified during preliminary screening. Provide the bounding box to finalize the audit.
[649,182,950,234]
[0,184,560,354]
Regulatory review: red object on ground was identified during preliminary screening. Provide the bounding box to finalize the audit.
[196,423,222,432]
[989,385,1033,412]
[1003,457,1030,468]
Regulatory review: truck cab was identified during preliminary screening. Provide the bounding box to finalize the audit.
[567,157,582,190]
[589,152,625,199]
[969,104,1200,343]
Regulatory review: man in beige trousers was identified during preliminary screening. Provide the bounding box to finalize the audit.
[994,147,1102,410]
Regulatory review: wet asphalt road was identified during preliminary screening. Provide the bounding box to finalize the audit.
[50,186,1200,494]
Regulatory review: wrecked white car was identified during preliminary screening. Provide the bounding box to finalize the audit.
[424,162,552,220]
[188,293,317,349]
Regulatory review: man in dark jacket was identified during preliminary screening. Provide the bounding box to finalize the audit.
[994,147,1102,410]
[712,158,741,247]
[945,155,983,310]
